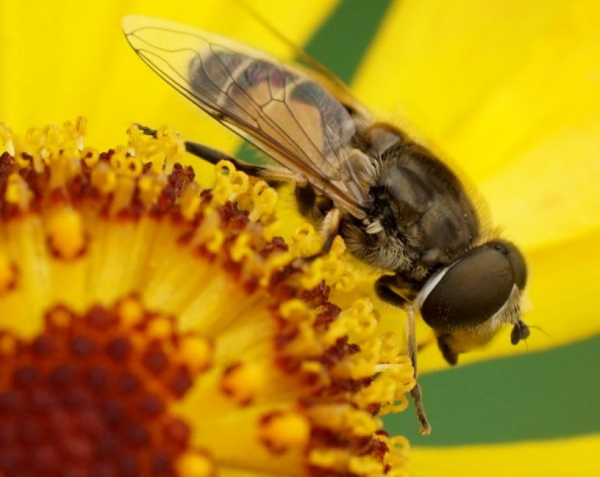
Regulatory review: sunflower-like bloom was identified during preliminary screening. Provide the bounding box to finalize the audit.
[0,119,415,476]
[3,0,600,475]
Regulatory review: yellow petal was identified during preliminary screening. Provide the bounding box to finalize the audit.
[0,0,336,158]
[410,435,600,477]
[353,0,567,135]
[481,120,600,250]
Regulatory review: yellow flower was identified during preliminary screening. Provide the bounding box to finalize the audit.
[0,120,413,476]
[2,0,599,475]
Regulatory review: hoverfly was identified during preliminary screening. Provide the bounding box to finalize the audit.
[122,14,530,435]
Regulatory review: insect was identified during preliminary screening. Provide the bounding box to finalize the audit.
[123,14,530,435]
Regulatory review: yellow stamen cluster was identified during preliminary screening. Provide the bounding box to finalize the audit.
[0,119,413,476]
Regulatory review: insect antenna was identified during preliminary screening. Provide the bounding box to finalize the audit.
[528,325,553,339]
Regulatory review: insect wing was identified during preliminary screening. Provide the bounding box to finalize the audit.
[123,15,368,218]
[233,1,371,118]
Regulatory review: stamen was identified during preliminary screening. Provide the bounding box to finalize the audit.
[0,119,414,476]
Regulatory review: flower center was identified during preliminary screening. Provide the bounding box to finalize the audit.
[0,119,414,476]
[0,298,212,476]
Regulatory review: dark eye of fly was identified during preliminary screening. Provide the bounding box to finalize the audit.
[420,242,522,332]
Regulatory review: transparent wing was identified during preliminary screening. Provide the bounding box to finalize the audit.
[123,15,371,218]
[233,1,372,119]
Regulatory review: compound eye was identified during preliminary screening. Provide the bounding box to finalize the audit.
[420,243,516,332]
[494,241,528,290]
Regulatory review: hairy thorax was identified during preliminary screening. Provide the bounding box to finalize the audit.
[341,142,481,283]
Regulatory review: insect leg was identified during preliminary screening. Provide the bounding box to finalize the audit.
[295,183,333,222]
[300,206,342,263]
[135,124,308,185]
[375,275,433,435]
[319,207,341,254]
[375,275,415,306]
[185,141,307,185]
[405,305,433,435]
[293,184,340,259]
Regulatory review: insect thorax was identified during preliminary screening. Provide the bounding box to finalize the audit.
[341,142,481,283]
